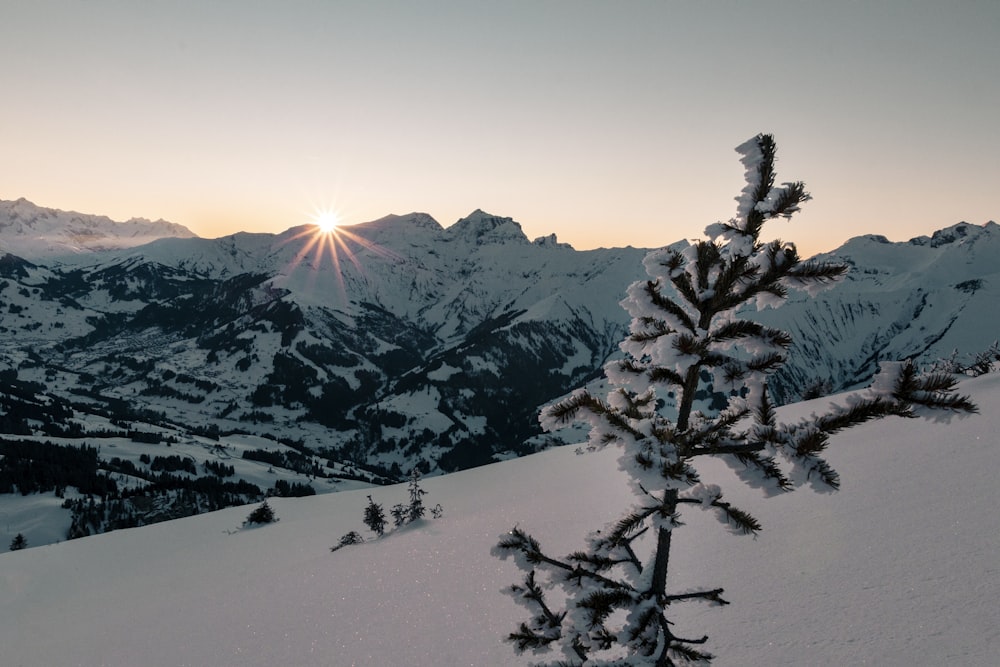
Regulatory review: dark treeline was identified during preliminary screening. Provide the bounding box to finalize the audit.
[0,439,115,496]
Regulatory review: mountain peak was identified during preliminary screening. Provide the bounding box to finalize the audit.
[446,210,529,245]
[360,212,443,235]
[532,233,571,249]
[908,221,998,248]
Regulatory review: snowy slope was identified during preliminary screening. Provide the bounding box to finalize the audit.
[1,374,997,667]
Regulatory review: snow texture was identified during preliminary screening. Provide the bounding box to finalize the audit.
[1,375,998,666]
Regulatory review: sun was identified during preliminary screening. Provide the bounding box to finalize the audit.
[313,209,340,233]
[282,204,402,304]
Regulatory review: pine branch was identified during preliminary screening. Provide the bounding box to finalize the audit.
[563,564,634,592]
[813,396,911,436]
[711,255,759,306]
[542,391,647,443]
[686,405,750,448]
[670,267,700,310]
[751,134,777,203]
[803,456,840,489]
[709,320,791,347]
[673,332,709,358]
[607,506,659,545]
[709,499,762,535]
[657,458,701,486]
[620,532,646,573]
[667,641,715,664]
[687,442,764,456]
[754,389,777,428]
[506,570,565,654]
[623,604,661,656]
[914,391,978,413]
[784,260,849,284]
[894,368,979,413]
[543,391,608,426]
[645,280,697,333]
[567,550,631,573]
[729,451,792,491]
[497,526,545,563]
[699,350,740,371]
[746,351,786,373]
[617,357,649,377]
[647,366,688,388]
[498,527,634,594]
[764,181,811,219]
[664,587,730,606]
[694,242,722,293]
[507,623,553,653]
[577,588,637,629]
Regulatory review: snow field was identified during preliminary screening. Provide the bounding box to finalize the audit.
[2,375,998,665]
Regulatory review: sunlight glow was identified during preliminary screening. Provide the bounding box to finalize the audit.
[313,210,340,234]
[281,206,403,304]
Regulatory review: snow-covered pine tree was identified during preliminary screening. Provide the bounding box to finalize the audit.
[495,133,977,666]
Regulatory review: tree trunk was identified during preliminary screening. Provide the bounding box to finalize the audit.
[650,488,678,597]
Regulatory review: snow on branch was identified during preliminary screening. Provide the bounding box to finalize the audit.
[499,134,977,666]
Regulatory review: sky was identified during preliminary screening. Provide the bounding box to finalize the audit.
[2,1,997,256]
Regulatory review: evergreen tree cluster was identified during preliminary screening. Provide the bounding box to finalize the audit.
[0,373,72,436]
[0,439,115,497]
[203,459,236,477]
[271,479,316,497]
[495,134,977,666]
[65,476,265,539]
[149,454,197,474]
[333,469,442,552]
[242,447,326,477]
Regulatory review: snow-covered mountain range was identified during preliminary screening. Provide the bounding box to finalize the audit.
[1,197,997,544]
[0,197,195,257]
[761,221,1000,402]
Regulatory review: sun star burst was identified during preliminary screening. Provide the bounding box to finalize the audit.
[279,206,402,303]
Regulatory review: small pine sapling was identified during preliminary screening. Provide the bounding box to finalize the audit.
[9,533,27,551]
[363,495,387,536]
[406,468,427,522]
[390,502,408,528]
[495,134,978,666]
[244,499,277,526]
[391,468,429,527]
[330,530,364,552]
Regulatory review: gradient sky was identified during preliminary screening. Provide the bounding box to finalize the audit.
[2,1,997,256]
